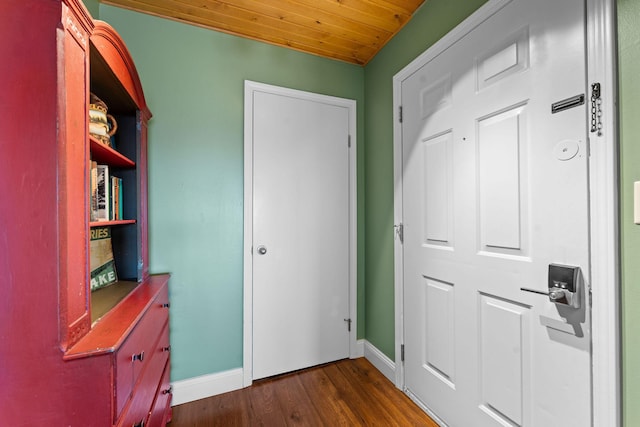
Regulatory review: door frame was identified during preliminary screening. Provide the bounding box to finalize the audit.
[243,80,358,387]
[392,0,620,425]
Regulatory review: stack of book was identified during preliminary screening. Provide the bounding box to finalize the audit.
[90,162,124,222]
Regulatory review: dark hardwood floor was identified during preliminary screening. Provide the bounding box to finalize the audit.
[169,357,439,426]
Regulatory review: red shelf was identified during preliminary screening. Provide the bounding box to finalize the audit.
[64,275,169,360]
[90,136,135,168]
[90,219,136,228]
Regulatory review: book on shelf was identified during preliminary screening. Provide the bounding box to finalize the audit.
[89,161,98,221]
[118,177,123,220]
[111,176,119,220]
[95,164,110,221]
[89,226,118,291]
[109,176,124,221]
[93,164,124,222]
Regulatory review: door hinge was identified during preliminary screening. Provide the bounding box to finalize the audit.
[590,82,603,136]
[348,135,351,148]
[394,223,404,243]
[399,105,403,123]
[344,318,352,332]
[401,344,405,362]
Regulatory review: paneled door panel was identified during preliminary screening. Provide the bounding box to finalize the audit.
[401,0,591,425]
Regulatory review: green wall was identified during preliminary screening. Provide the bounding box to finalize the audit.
[82,0,99,18]
[618,0,640,424]
[99,5,365,381]
[363,0,488,359]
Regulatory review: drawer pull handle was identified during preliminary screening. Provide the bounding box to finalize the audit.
[133,420,144,427]
[163,345,171,352]
[161,302,170,308]
[132,351,145,362]
[162,386,173,395]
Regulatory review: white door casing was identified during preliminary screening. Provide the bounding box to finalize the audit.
[393,0,619,426]
[243,81,358,384]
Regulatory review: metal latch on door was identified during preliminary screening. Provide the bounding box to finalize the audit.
[521,264,581,308]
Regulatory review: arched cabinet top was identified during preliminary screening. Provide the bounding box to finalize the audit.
[90,20,152,121]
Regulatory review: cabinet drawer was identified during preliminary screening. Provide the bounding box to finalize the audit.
[147,360,172,427]
[118,320,170,427]
[115,285,170,419]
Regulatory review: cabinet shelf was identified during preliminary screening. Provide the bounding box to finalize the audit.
[64,275,170,359]
[90,219,136,228]
[90,135,135,167]
[90,279,140,324]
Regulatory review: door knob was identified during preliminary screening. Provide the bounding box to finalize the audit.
[549,287,569,302]
[257,245,267,255]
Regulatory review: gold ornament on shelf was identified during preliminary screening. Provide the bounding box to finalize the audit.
[89,93,117,146]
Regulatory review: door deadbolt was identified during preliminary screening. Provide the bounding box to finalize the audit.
[547,263,580,308]
[520,264,581,308]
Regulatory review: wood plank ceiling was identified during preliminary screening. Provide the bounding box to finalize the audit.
[100,0,426,65]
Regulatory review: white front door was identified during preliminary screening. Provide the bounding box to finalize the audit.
[248,83,353,380]
[400,0,592,425]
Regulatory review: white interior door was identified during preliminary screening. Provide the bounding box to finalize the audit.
[401,0,592,425]
[250,85,351,380]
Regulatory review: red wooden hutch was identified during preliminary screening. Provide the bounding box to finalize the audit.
[0,1,171,425]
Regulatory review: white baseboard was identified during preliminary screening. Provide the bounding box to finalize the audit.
[171,368,244,406]
[171,341,392,406]
[354,339,365,358]
[364,340,396,383]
